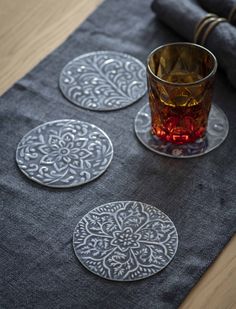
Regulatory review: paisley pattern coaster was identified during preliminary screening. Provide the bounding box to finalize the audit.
[135,103,229,158]
[73,201,178,281]
[16,120,113,187]
[59,51,147,111]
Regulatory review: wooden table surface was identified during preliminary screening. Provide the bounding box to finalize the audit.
[0,0,235,308]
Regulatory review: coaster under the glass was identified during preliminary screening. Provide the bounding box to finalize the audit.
[135,103,229,158]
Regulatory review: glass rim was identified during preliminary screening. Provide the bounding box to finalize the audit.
[147,42,218,86]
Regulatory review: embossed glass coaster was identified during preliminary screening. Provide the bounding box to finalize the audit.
[16,120,113,187]
[59,51,147,111]
[135,103,229,158]
[73,201,178,281]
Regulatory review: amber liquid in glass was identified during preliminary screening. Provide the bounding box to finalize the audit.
[150,71,212,144]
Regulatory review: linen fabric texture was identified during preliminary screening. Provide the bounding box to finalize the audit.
[0,0,236,308]
[197,0,236,21]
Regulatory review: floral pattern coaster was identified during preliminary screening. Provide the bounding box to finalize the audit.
[59,51,147,111]
[135,103,229,158]
[16,120,113,188]
[73,201,178,281]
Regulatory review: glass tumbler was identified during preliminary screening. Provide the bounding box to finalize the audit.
[147,42,217,144]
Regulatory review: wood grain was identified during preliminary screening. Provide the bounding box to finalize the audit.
[180,235,236,309]
[0,0,235,308]
[0,0,102,94]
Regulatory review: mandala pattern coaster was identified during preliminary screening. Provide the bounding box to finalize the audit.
[135,103,229,158]
[73,201,178,281]
[16,120,113,188]
[59,51,147,111]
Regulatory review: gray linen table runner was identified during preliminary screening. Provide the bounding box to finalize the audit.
[0,0,235,308]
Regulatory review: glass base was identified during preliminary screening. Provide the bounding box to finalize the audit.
[134,103,229,158]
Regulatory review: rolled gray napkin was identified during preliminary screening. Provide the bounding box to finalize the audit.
[198,0,236,24]
[151,0,236,88]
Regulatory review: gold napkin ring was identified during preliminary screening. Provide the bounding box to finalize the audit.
[201,18,227,45]
[194,14,217,34]
[194,14,218,43]
[228,6,236,24]
[194,14,227,45]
